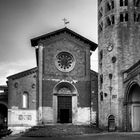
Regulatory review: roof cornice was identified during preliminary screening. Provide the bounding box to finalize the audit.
[31,27,97,51]
[7,67,37,80]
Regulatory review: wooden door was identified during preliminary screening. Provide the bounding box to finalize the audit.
[57,96,72,123]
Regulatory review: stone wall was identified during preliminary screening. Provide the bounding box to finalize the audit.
[7,70,38,131]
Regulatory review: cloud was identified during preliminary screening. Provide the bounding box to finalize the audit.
[0,59,36,85]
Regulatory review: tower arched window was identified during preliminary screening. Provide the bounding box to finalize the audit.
[106,17,111,27]
[106,2,111,12]
[99,7,103,20]
[120,0,128,6]
[120,13,124,22]
[106,1,114,13]
[99,22,103,33]
[125,13,128,21]
[100,92,103,101]
[105,15,115,27]
[100,74,103,89]
[134,12,140,22]
[99,0,103,4]
[99,50,103,61]
[134,0,140,7]
[112,0,114,9]
[120,13,129,22]
[111,15,115,24]
[99,50,103,69]
[125,0,128,6]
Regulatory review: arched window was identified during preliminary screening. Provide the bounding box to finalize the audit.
[99,9,103,20]
[106,2,111,12]
[98,22,103,33]
[120,0,128,6]
[125,0,128,6]
[120,0,123,6]
[105,15,115,27]
[100,74,103,89]
[134,0,140,7]
[111,15,115,24]
[99,50,103,61]
[22,92,29,108]
[134,12,140,22]
[125,13,128,21]
[112,0,114,9]
[106,17,111,26]
[120,13,129,22]
[100,92,103,101]
[106,1,114,13]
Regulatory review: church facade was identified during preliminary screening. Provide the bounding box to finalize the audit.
[6,28,98,132]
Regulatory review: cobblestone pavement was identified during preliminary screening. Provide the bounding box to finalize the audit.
[2,132,140,140]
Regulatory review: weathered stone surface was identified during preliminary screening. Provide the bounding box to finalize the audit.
[98,0,140,131]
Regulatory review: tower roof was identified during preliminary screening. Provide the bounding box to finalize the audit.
[31,27,97,51]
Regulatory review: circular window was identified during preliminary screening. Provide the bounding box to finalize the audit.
[55,52,75,72]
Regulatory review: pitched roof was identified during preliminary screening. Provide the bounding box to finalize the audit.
[31,27,97,51]
[7,67,37,80]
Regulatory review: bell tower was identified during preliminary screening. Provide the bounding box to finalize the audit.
[98,0,140,130]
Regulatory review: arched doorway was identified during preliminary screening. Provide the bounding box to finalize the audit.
[53,82,77,124]
[108,115,115,132]
[127,83,140,131]
[58,95,72,123]
[0,103,7,128]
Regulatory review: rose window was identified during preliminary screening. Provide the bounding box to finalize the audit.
[55,52,75,72]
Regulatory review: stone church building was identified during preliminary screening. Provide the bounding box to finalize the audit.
[3,28,98,132]
[0,0,140,134]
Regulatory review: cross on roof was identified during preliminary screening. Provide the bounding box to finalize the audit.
[62,18,70,27]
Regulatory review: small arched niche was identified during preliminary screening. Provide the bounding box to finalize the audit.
[108,115,115,132]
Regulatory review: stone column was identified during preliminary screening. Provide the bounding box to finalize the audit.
[38,43,43,124]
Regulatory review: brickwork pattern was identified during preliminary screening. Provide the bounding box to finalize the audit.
[8,72,37,110]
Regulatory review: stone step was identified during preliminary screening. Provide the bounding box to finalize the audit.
[22,124,102,137]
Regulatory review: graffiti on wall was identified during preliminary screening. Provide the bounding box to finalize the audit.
[18,115,32,121]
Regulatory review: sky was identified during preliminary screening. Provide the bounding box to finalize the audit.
[0,0,98,85]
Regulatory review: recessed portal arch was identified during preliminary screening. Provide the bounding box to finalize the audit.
[53,81,78,123]
[126,82,140,131]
